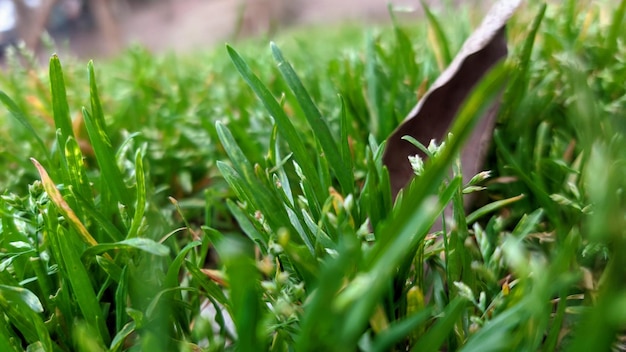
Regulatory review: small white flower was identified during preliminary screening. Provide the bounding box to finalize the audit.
[427,139,445,156]
[409,155,424,176]
[343,194,354,212]
[453,281,476,303]
[468,170,492,186]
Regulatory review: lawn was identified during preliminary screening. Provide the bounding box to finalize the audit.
[0,0,625,351]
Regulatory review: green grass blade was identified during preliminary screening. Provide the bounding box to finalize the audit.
[83,238,170,258]
[340,177,460,343]
[502,3,546,118]
[85,61,131,206]
[110,322,136,352]
[114,266,129,333]
[295,235,359,350]
[360,140,392,231]
[421,0,452,70]
[64,137,93,207]
[542,291,567,352]
[214,235,266,351]
[0,285,52,351]
[389,5,418,79]
[215,121,256,187]
[510,208,544,239]
[493,130,557,219]
[226,45,325,204]
[226,199,268,252]
[50,225,110,345]
[413,297,467,352]
[144,286,198,319]
[341,62,509,344]
[185,262,230,307]
[163,239,203,293]
[216,123,298,241]
[338,95,355,193]
[49,55,75,147]
[460,305,526,352]
[29,257,54,309]
[372,306,434,352]
[296,164,323,223]
[0,91,49,160]
[449,174,473,289]
[466,194,525,224]
[95,255,123,282]
[364,32,384,138]
[0,284,43,313]
[127,150,146,238]
[72,189,125,242]
[269,124,295,205]
[216,161,249,202]
[605,0,626,61]
[0,303,37,345]
[0,316,20,352]
[270,42,354,195]
[517,3,546,81]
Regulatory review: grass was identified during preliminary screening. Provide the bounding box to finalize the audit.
[0,0,625,350]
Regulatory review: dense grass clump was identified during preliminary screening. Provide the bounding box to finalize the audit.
[0,0,625,350]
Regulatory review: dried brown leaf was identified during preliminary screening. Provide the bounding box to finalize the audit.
[383,0,522,201]
[31,158,101,249]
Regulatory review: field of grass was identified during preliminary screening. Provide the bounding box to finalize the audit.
[0,0,625,350]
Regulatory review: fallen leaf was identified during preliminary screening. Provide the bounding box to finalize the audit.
[383,0,522,204]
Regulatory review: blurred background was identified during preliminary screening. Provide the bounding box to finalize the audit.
[0,0,472,60]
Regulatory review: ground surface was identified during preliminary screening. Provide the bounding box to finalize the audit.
[58,0,480,59]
